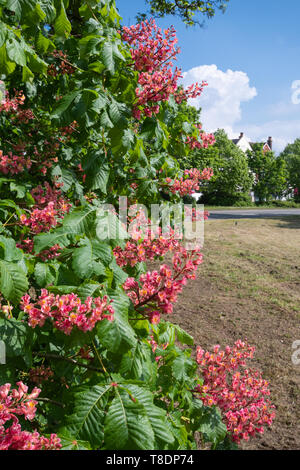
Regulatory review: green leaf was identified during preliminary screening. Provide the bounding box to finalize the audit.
[171,353,196,383]
[0,23,7,48]
[175,325,194,346]
[95,210,128,244]
[54,0,71,37]
[72,237,106,279]
[197,407,227,446]
[108,98,128,128]
[0,260,28,303]
[0,44,16,75]
[97,291,136,353]
[82,150,109,193]
[36,32,54,54]
[59,430,91,450]
[104,388,154,449]
[100,42,114,74]
[63,205,96,236]
[0,318,34,359]
[66,384,111,448]
[34,228,70,253]
[34,262,57,287]
[6,37,26,66]
[5,0,37,20]
[124,384,174,445]
[51,91,80,122]
[0,236,23,262]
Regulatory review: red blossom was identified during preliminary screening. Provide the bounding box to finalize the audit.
[20,290,114,335]
[195,340,276,443]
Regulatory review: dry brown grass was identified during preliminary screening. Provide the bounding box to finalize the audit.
[170,216,300,449]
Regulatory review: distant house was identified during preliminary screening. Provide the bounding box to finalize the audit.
[231,132,274,202]
[231,132,273,154]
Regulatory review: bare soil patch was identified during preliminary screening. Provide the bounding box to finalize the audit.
[163,217,300,449]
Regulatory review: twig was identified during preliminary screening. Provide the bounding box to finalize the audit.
[35,397,65,408]
[33,352,103,373]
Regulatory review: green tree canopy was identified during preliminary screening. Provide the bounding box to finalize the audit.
[136,0,230,26]
[247,144,287,203]
[280,138,300,201]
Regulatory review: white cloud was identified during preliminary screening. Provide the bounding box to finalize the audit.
[181,64,300,154]
[242,120,300,154]
[181,64,257,131]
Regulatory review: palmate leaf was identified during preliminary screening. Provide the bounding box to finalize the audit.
[0,318,34,359]
[0,235,23,262]
[197,407,227,446]
[0,44,16,75]
[54,0,71,37]
[34,228,70,253]
[63,205,97,236]
[100,42,114,74]
[59,430,91,450]
[65,384,111,448]
[5,0,38,20]
[72,237,106,279]
[171,352,196,384]
[96,291,136,353]
[6,37,27,66]
[0,260,28,303]
[82,150,109,193]
[123,384,174,446]
[104,388,155,450]
[34,262,57,287]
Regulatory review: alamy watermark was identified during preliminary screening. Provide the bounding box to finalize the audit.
[291,340,300,366]
[291,80,300,105]
[95,197,205,250]
[0,80,6,104]
[0,340,5,365]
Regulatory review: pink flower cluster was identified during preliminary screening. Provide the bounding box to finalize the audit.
[0,90,25,113]
[186,130,216,150]
[195,340,276,443]
[122,19,205,119]
[166,167,213,196]
[0,381,61,450]
[123,246,203,321]
[0,149,32,175]
[19,183,71,234]
[148,334,169,362]
[175,83,208,104]
[20,289,114,335]
[16,239,62,261]
[47,50,75,77]
[184,207,210,222]
[29,366,54,386]
[114,226,181,267]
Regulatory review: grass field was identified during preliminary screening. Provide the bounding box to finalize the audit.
[170,216,300,449]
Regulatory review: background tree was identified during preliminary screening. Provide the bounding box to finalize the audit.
[247,144,287,203]
[136,0,230,26]
[280,138,300,202]
[0,0,275,450]
[196,129,253,206]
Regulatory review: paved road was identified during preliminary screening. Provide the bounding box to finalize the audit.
[208,209,300,219]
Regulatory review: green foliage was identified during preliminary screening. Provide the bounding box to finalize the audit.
[248,144,287,203]
[280,138,300,201]
[190,129,253,205]
[0,0,234,451]
[137,0,230,27]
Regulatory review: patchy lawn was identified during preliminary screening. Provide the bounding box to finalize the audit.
[171,217,300,450]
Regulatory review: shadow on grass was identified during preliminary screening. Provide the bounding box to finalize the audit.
[208,213,300,227]
[273,216,300,229]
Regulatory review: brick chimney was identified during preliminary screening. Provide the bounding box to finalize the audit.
[239,132,244,139]
[267,136,272,150]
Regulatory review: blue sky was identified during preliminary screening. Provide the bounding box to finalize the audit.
[117,0,300,152]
